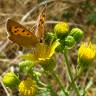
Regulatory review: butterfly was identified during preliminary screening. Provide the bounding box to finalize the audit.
[6,6,46,48]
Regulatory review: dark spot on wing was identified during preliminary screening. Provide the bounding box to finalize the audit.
[27,33,30,35]
[40,19,44,24]
[22,30,25,32]
[40,19,42,21]
[40,39,43,43]
[15,26,18,29]
[14,31,17,33]
[15,33,19,35]
[43,14,45,17]
[38,24,41,27]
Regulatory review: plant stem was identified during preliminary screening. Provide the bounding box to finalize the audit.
[68,68,83,90]
[63,48,80,96]
[52,71,69,96]
[45,71,59,96]
[38,81,47,87]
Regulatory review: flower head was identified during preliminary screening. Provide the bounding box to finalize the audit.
[70,28,84,42]
[54,22,69,34]
[65,36,76,48]
[19,78,37,96]
[3,72,20,88]
[45,32,57,45]
[78,42,96,70]
[22,40,60,63]
[19,60,34,74]
[54,22,69,39]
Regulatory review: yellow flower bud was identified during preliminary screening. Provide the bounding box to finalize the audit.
[78,42,96,70]
[3,72,20,88]
[54,22,69,37]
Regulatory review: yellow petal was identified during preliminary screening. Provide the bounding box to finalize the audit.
[49,40,60,57]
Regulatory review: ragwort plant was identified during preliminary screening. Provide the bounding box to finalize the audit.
[2,22,96,96]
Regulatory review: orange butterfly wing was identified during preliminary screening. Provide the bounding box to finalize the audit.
[35,6,46,42]
[7,19,39,48]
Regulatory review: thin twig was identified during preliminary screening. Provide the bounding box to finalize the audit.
[0,40,10,52]
[0,13,23,17]
[0,59,10,62]
[62,0,86,4]
[22,20,83,27]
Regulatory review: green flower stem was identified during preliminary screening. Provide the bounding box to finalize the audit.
[67,74,79,90]
[38,81,47,87]
[48,84,59,96]
[63,48,80,96]
[68,67,83,90]
[44,71,58,96]
[37,87,47,90]
[52,71,69,96]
